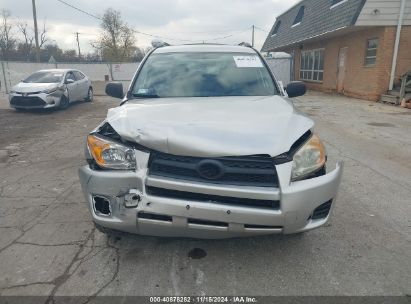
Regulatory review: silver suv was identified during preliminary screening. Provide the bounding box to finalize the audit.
[79,44,343,238]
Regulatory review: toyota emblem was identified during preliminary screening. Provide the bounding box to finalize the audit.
[196,159,225,180]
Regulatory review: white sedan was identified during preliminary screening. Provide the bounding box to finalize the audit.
[9,69,93,110]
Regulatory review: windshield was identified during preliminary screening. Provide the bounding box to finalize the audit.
[132,52,277,98]
[23,71,64,83]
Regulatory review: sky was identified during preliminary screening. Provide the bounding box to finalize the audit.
[2,0,300,53]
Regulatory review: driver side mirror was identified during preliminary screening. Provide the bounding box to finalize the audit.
[65,78,75,84]
[105,82,124,99]
[286,81,306,98]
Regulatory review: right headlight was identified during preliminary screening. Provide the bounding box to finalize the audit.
[291,134,326,181]
[87,134,136,170]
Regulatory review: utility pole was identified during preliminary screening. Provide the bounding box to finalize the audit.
[251,25,255,47]
[31,0,40,62]
[75,32,81,60]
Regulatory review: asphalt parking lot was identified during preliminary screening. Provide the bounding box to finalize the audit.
[0,91,410,298]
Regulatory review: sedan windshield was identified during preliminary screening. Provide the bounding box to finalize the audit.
[23,71,64,83]
[132,52,277,97]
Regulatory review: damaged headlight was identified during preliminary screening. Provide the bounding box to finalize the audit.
[87,134,136,170]
[291,134,326,181]
[42,86,63,94]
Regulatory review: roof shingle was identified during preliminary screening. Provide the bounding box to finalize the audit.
[261,0,366,51]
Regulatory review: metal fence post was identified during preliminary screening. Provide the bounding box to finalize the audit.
[1,61,9,94]
[109,63,114,81]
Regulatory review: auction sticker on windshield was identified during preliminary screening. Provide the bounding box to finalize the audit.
[233,55,263,68]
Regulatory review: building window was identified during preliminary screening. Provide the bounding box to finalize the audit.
[271,21,281,36]
[330,0,347,9]
[292,6,305,26]
[300,49,325,81]
[365,38,378,65]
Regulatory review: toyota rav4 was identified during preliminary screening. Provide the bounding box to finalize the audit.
[78,43,343,238]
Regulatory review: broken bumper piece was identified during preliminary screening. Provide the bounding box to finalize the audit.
[78,160,343,238]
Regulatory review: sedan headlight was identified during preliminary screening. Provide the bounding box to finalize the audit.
[87,134,136,170]
[291,134,326,181]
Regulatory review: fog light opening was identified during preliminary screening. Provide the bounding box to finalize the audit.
[311,200,333,220]
[93,195,111,216]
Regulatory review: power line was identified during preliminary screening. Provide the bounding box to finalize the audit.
[171,28,254,34]
[134,30,197,43]
[204,27,251,42]
[56,0,101,20]
[54,0,254,44]
[54,0,196,42]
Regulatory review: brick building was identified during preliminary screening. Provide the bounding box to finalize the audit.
[261,0,411,101]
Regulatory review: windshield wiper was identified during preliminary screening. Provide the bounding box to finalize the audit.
[132,93,160,98]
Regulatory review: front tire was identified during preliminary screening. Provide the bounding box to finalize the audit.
[86,87,93,102]
[59,95,69,110]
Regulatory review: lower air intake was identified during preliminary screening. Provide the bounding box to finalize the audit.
[312,200,332,220]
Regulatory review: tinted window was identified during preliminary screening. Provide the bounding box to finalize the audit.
[74,71,85,80]
[271,21,281,36]
[365,39,378,65]
[132,52,277,98]
[66,72,75,82]
[300,49,324,81]
[23,71,64,83]
[293,6,305,25]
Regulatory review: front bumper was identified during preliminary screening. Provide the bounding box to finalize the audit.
[9,92,62,109]
[78,150,343,238]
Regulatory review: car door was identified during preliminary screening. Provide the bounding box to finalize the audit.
[74,71,88,99]
[65,71,78,102]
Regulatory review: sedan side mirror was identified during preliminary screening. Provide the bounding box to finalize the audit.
[286,81,306,98]
[106,82,123,99]
[65,78,75,84]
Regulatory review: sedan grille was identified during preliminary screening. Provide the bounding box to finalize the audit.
[148,151,279,187]
[10,96,46,107]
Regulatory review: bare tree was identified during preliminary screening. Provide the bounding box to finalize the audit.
[17,20,34,61]
[39,21,48,48]
[93,8,136,62]
[0,9,16,60]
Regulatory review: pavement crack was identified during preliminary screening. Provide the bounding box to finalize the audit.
[82,235,121,303]
[45,226,97,303]
[15,241,84,247]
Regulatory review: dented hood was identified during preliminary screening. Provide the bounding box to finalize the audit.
[107,95,313,157]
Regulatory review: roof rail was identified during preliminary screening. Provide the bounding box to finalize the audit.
[151,39,170,48]
[238,42,252,48]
